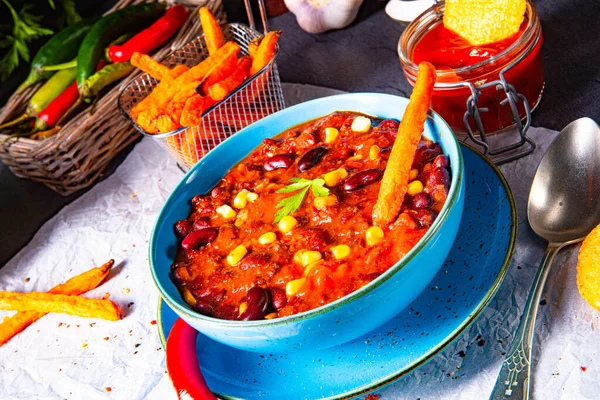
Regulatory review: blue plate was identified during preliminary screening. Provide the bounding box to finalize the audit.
[157,143,516,399]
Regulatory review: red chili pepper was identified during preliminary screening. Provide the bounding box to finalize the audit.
[107,5,188,63]
[166,318,216,400]
[35,61,108,131]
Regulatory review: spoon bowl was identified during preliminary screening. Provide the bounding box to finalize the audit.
[490,117,600,399]
[528,117,600,244]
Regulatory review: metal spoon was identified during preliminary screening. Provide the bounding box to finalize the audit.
[489,117,600,399]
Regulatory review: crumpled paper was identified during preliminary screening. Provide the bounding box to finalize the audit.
[1,84,599,400]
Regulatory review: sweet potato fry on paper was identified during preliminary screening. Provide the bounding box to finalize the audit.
[372,62,437,227]
[207,56,251,101]
[199,7,225,55]
[131,52,171,80]
[0,292,121,321]
[250,30,280,75]
[0,260,115,345]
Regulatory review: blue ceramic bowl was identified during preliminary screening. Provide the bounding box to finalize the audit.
[150,93,465,353]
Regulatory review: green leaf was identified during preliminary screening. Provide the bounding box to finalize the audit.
[61,0,81,25]
[274,186,309,223]
[311,179,330,198]
[276,180,311,193]
[0,0,53,82]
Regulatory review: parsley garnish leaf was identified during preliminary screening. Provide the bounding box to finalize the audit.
[273,178,330,223]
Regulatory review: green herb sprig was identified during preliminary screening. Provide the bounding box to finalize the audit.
[274,178,330,223]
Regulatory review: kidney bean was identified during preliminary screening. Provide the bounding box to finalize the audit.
[343,169,382,192]
[181,228,218,250]
[174,220,193,239]
[433,155,448,169]
[192,299,214,317]
[298,146,327,172]
[427,167,450,188]
[268,287,287,311]
[240,287,269,320]
[413,209,437,228]
[376,119,399,130]
[264,154,295,171]
[213,304,238,320]
[193,217,210,230]
[412,192,433,209]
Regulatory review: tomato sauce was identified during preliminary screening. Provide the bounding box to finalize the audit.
[171,112,451,320]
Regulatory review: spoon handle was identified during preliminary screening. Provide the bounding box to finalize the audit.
[488,245,560,400]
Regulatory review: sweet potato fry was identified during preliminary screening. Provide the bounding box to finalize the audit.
[250,31,281,75]
[199,7,225,55]
[131,65,190,119]
[175,41,240,84]
[372,62,437,227]
[136,106,161,134]
[157,114,181,133]
[131,52,171,80]
[248,37,260,60]
[0,260,114,346]
[207,56,251,101]
[180,93,215,127]
[0,292,121,321]
[198,53,238,95]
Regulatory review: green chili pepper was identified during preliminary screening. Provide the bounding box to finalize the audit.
[79,62,135,99]
[76,3,165,91]
[17,18,98,93]
[42,32,136,72]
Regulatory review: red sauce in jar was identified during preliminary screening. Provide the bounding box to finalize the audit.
[400,2,544,135]
[412,21,527,69]
[171,112,451,321]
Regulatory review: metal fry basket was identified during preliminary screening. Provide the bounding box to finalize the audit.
[118,22,285,169]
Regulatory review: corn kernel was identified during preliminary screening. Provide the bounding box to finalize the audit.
[259,232,277,245]
[238,302,248,316]
[293,249,307,265]
[409,169,419,181]
[226,244,247,266]
[264,312,277,319]
[301,250,322,267]
[278,215,298,233]
[366,226,384,247]
[351,116,372,133]
[233,189,249,209]
[323,168,348,187]
[286,278,306,296]
[407,180,424,196]
[313,194,338,210]
[246,192,258,203]
[182,289,196,307]
[331,244,351,260]
[216,204,236,220]
[303,261,321,276]
[324,127,339,143]
[369,145,381,160]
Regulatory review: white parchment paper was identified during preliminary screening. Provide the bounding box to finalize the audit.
[1,84,599,400]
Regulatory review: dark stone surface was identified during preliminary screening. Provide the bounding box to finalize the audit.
[1,0,599,267]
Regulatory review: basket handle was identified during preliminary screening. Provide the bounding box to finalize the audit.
[243,0,270,34]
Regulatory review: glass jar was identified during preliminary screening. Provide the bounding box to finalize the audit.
[398,0,544,135]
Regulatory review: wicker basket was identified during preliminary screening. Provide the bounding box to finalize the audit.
[0,0,225,196]
[118,23,285,170]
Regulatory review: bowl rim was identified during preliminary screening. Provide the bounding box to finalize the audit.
[149,92,464,328]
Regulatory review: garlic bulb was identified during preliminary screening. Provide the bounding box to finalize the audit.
[284,0,364,34]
